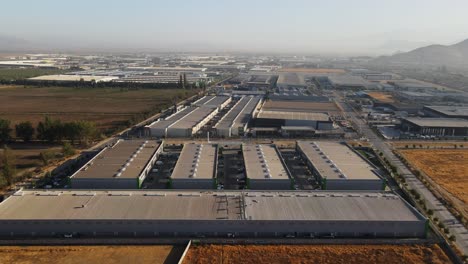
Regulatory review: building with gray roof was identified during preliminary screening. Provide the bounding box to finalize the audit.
[423,105,468,119]
[170,143,217,189]
[401,117,468,137]
[70,140,162,189]
[215,96,262,137]
[0,190,427,239]
[297,141,384,190]
[243,144,292,190]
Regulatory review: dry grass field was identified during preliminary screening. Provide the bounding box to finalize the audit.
[184,244,451,264]
[0,245,182,264]
[399,149,468,212]
[366,92,395,103]
[0,85,195,131]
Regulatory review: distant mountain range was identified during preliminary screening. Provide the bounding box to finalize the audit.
[373,38,468,67]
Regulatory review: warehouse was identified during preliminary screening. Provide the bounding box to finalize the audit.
[215,96,262,137]
[254,110,334,130]
[262,100,340,114]
[0,190,427,238]
[146,107,196,137]
[243,144,292,190]
[70,140,162,189]
[400,117,468,137]
[297,141,384,190]
[28,74,118,83]
[146,96,231,138]
[170,143,217,189]
[423,105,468,119]
[276,72,307,89]
[166,106,218,137]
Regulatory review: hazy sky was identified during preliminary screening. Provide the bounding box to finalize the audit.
[2,0,468,55]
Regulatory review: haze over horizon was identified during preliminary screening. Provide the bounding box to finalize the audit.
[1,0,468,56]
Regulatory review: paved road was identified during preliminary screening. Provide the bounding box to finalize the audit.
[334,92,468,255]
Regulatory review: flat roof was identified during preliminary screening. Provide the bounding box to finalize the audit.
[404,117,468,128]
[28,75,118,82]
[171,143,216,180]
[424,105,468,117]
[0,190,423,222]
[243,144,289,180]
[277,72,306,86]
[72,140,161,179]
[215,96,251,129]
[232,96,261,127]
[297,141,380,181]
[262,101,340,113]
[147,107,195,129]
[170,107,216,130]
[257,110,330,122]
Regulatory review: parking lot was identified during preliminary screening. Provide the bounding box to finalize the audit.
[141,144,182,189]
[217,144,246,190]
[280,149,320,190]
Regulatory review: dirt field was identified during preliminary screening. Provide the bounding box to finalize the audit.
[278,68,346,74]
[184,244,451,264]
[0,85,195,131]
[366,92,395,103]
[400,149,468,211]
[393,141,467,149]
[0,245,182,264]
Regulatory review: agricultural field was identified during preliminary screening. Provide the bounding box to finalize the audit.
[0,68,65,80]
[0,85,196,133]
[399,149,468,213]
[0,245,182,264]
[184,244,451,264]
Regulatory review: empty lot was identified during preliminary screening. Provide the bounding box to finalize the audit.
[0,85,195,132]
[400,149,468,214]
[0,245,183,264]
[184,244,451,264]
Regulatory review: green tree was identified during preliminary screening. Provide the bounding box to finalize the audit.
[62,142,76,157]
[15,121,34,142]
[37,117,63,143]
[0,119,12,144]
[1,146,16,186]
[183,73,188,89]
[39,150,55,166]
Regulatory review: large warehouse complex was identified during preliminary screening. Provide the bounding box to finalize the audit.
[0,190,427,239]
[423,105,468,119]
[146,96,230,137]
[70,140,162,189]
[214,96,262,137]
[170,143,217,189]
[297,141,384,190]
[401,117,468,137]
[243,144,292,190]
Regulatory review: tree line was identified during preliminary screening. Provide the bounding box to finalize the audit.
[0,117,98,145]
[0,78,202,90]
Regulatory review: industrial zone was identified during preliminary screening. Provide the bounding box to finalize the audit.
[1,53,467,263]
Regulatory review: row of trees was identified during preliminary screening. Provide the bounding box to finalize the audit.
[0,117,98,145]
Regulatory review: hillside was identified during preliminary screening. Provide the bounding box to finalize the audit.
[374,39,468,67]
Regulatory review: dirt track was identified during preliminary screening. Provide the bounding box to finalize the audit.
[184,244,451,264]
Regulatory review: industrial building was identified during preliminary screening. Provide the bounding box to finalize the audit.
[276,72,307,89]
[0,190,427,239]
[243,144,292,190]
[28,74,118,83]
[215,96,262,137]
[297,141,384,190]
[170,143,217,189]
[400,117,468,137]
[146,96,231,138]
[255,110,334,130]
[70,140,162,189]
[423,106,468,119]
